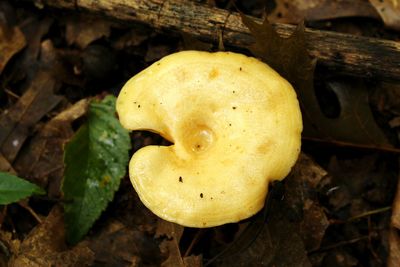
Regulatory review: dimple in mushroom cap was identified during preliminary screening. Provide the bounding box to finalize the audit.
[116,51,302,227]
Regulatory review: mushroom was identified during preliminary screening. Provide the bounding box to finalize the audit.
[116,51,302,227]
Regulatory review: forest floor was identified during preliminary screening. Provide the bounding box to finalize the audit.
[1,0,400,266]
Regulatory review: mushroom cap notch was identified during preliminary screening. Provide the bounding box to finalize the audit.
[116,51,302,228]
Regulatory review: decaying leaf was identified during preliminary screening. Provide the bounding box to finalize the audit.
[181,33,213,51]
[0,22,26,74]
[0,153,15,173]
[241,15,391,149]
[391,158,400,229]
[0,71,62,163]
[0,230,20,266]
[155,219,202,266]
[66,15,112,49]
[300,200,330,251]
[14,99,89,197]
[285,153,329,251]
[214,204,311,267]
[63,96,131,244]
[328,154,394,214]
[87,220,162,266]
[113,26,152,50]
[9,206,94,267]
[16,17,53,81]
[388,227,400,267]
[183,255,202,267]
[369,0,400,31]
[156,219,185,267]
[269,0,379,23]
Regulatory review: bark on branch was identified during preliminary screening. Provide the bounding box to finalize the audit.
[37,0,400,81]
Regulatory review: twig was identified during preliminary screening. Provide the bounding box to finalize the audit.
[303,136,400,154]
[347,206,392,222]
[29,0,400,81]
[18,201,42,224]
[309,235,370,253]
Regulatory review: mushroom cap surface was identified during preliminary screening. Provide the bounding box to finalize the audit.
[116,51,302,227]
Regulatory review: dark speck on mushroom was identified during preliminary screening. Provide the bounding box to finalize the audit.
[200,193,203,198]
[179,176,183,183]
[239,67,242,71]
[232,106,237,110]
[138,105,141,108]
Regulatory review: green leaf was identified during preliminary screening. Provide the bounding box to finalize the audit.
[0,172,45,205]
[63,95,131,244]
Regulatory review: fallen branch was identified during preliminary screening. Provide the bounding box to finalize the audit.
[35,0,400,81]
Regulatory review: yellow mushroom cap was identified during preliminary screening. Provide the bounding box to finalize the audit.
[116,51,302,227]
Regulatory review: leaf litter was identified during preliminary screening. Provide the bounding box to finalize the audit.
[0,0,400,266]
[0,71,62,163]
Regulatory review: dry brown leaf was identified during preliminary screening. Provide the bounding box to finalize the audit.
[391,159,400,229]
[0,23,26,74]
[0,230,20,266]
[0,152,15,173]
[13,99,89,197]
[285,154,329,251]
[9,205,94,267]
[388,228,400,267]
[113,27,151,50]
[66,16,111,49]
[369,0,400,30]
[87,220,162,266]
[300,200,329,251]
[0,71,62,163]
[183,255,202,267]
[16,18,53,81]
[181,33,213,51]
[155,219,185,267]
[214,206,311,267]
[269,0,378,23]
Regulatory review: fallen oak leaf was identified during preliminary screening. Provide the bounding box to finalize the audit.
[389,158,400,266]
[213,201,311,267]
[87,220,162,266]
[369,0,400,31]
[0,230,20,265]
[65,15,112,49]
[9,205,94,267]
[0,70,62,163]
[15,17,53,82]
[240,14,392,149]
[388,227,400,267]
[240,13,316,93]
[0,152,15,173]
[0,22,26,74]
[155,219,185,267]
